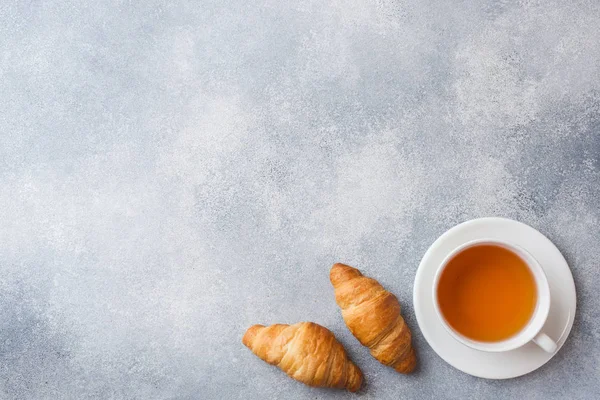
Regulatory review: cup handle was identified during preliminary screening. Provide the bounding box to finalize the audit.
[533,332,557,353]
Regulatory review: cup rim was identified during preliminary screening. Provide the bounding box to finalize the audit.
[432,238,551,352]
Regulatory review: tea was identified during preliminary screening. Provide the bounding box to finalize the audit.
[437,244,537,342]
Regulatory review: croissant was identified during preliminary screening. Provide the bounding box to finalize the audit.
[330,263,417,373]
[242,322,363,391]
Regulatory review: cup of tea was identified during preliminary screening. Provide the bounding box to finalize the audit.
[432,239,557,353]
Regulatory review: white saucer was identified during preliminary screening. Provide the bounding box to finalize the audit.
[413,217,576,379]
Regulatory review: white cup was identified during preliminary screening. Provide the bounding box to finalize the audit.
[432,239,557,353]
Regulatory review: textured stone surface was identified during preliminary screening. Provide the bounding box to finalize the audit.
[1,0,599,399]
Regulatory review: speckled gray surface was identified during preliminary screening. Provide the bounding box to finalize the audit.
[1,0,599,399]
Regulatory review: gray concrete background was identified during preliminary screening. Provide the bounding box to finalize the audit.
[1,0,599,399]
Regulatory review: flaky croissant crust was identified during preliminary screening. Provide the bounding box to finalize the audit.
[330,263,416,373]
[242,322,363,391]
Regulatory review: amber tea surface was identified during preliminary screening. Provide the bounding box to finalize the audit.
[437,244,537,342]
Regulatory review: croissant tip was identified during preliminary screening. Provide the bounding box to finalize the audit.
[242,324,264,348]
[331,262,352,271]
[330,263,361,286]
[346,363,364,392]
[393,348,417,374]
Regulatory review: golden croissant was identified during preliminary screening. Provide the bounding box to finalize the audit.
[242,322,363,391]
[330,263,417,373]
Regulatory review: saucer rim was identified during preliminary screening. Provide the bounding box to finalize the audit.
[413,217,576,379]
